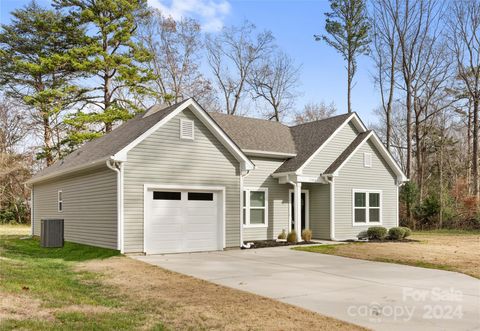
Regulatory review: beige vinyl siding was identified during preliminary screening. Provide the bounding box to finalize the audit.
[243,157,289,241]
[334,139,398,240]
[32,165,117,249]
[304,183,330,239]
[303,122,358,176]
[123,109,240,253]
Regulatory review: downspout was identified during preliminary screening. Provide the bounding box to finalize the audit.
[240,169,251,248]
[322,174,336,241]
[106,158,124,253]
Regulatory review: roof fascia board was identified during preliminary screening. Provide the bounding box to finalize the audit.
[113,98,254,171]
[243,149,296,159]
[329,132,407,182]
[26,156,111,184]
[297,113,361,174]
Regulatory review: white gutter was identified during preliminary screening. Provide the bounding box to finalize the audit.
[243,149,297,159]
[106,158,124,253]
[240,169,251,247]
[322,174,336,241]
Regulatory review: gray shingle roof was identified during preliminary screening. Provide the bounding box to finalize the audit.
[273,113,353,173]
[31,100,354,182]
[208,112,297,154]
[324,131,372,174]
[31,101,186,180]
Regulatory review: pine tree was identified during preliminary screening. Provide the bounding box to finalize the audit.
[315,0,370,113]
[0,1,89,165]
[53,0,154,144]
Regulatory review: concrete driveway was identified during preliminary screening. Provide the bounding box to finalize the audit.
[134,246,480,331]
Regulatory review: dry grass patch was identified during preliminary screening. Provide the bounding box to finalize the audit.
[296,232,480,278]
[79,256,365,331]
[0,224,30,236]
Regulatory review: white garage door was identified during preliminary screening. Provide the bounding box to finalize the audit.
[145,188,223,254]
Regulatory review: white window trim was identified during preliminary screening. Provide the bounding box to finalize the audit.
[57,190,63,213]
[364,152,372,168]
[352,189,382,226]
[180,118,194,140]
[243,187,268,228]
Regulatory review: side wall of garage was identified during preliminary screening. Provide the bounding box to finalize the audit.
[123,108,241,253]
[32,165,118,249]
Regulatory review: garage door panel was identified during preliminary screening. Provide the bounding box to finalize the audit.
[145,188,222,254]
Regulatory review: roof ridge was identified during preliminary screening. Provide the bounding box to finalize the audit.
[209,111,290,127]
[289,112,353,128]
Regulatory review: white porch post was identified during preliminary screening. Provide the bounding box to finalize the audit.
[294,182,302,241]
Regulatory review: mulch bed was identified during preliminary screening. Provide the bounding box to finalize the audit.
[242,240,316,249]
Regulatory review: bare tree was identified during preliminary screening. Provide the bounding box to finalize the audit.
[0,99,31,153]
[206,21,275,115]
[138,10,215,107]
[248,51,300,121]
[294,101,337,124]
[381,0,443,179]
[448,0,480,198]
[371,0,400,151]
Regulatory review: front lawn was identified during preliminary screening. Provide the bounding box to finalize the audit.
[294,231,480,279]
[0,226,363,330]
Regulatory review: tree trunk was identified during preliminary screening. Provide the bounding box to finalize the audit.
[347,57,352,114]
[43,113,53,166]
[414,105,423,201]
[468,101,472,194]
[406,87,413,179]
[473,97,479,198]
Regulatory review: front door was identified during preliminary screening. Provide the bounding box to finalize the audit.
[290,192,307,231]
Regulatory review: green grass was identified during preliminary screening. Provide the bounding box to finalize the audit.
[0,235,167,331]
[292,244,340,254]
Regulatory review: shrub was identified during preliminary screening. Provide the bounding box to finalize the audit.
[277,229,287,240]
[301,229,312,241]
[287,230,297,243]
[400,227,412,238]
[367,226,387,240]
[388,227,406,240]
[357,230,368,240]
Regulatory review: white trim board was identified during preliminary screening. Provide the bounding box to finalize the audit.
[297,113,367,174]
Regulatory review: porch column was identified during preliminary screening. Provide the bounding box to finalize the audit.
[294,182,302,241]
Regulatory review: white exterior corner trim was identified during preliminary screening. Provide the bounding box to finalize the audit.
[113,98,254,171]
[106,159,124,253]
[243,149,297,159]
[297,113,366,174]
[143,183,227,254]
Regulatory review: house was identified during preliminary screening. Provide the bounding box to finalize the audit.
[27,98,407,254]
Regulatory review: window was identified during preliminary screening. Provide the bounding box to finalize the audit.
[153,191,181,200]
[180,119,194,140]
[364,152,372,167]
[353,190,381,225]
[242,188,268,227]
[188,192,214,201]
[57,190,63,212]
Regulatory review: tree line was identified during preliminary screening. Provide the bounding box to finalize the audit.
[0,0,479,230]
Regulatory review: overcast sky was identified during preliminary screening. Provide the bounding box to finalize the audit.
[0,0,379,125]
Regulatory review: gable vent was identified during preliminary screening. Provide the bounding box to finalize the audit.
[364,152,372,168]
[180,119,194,140]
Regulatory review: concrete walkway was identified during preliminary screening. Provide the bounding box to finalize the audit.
[134,246,480,331]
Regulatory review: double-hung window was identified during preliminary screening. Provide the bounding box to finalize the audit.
[243,188,268,227]
[353,190,381,225]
